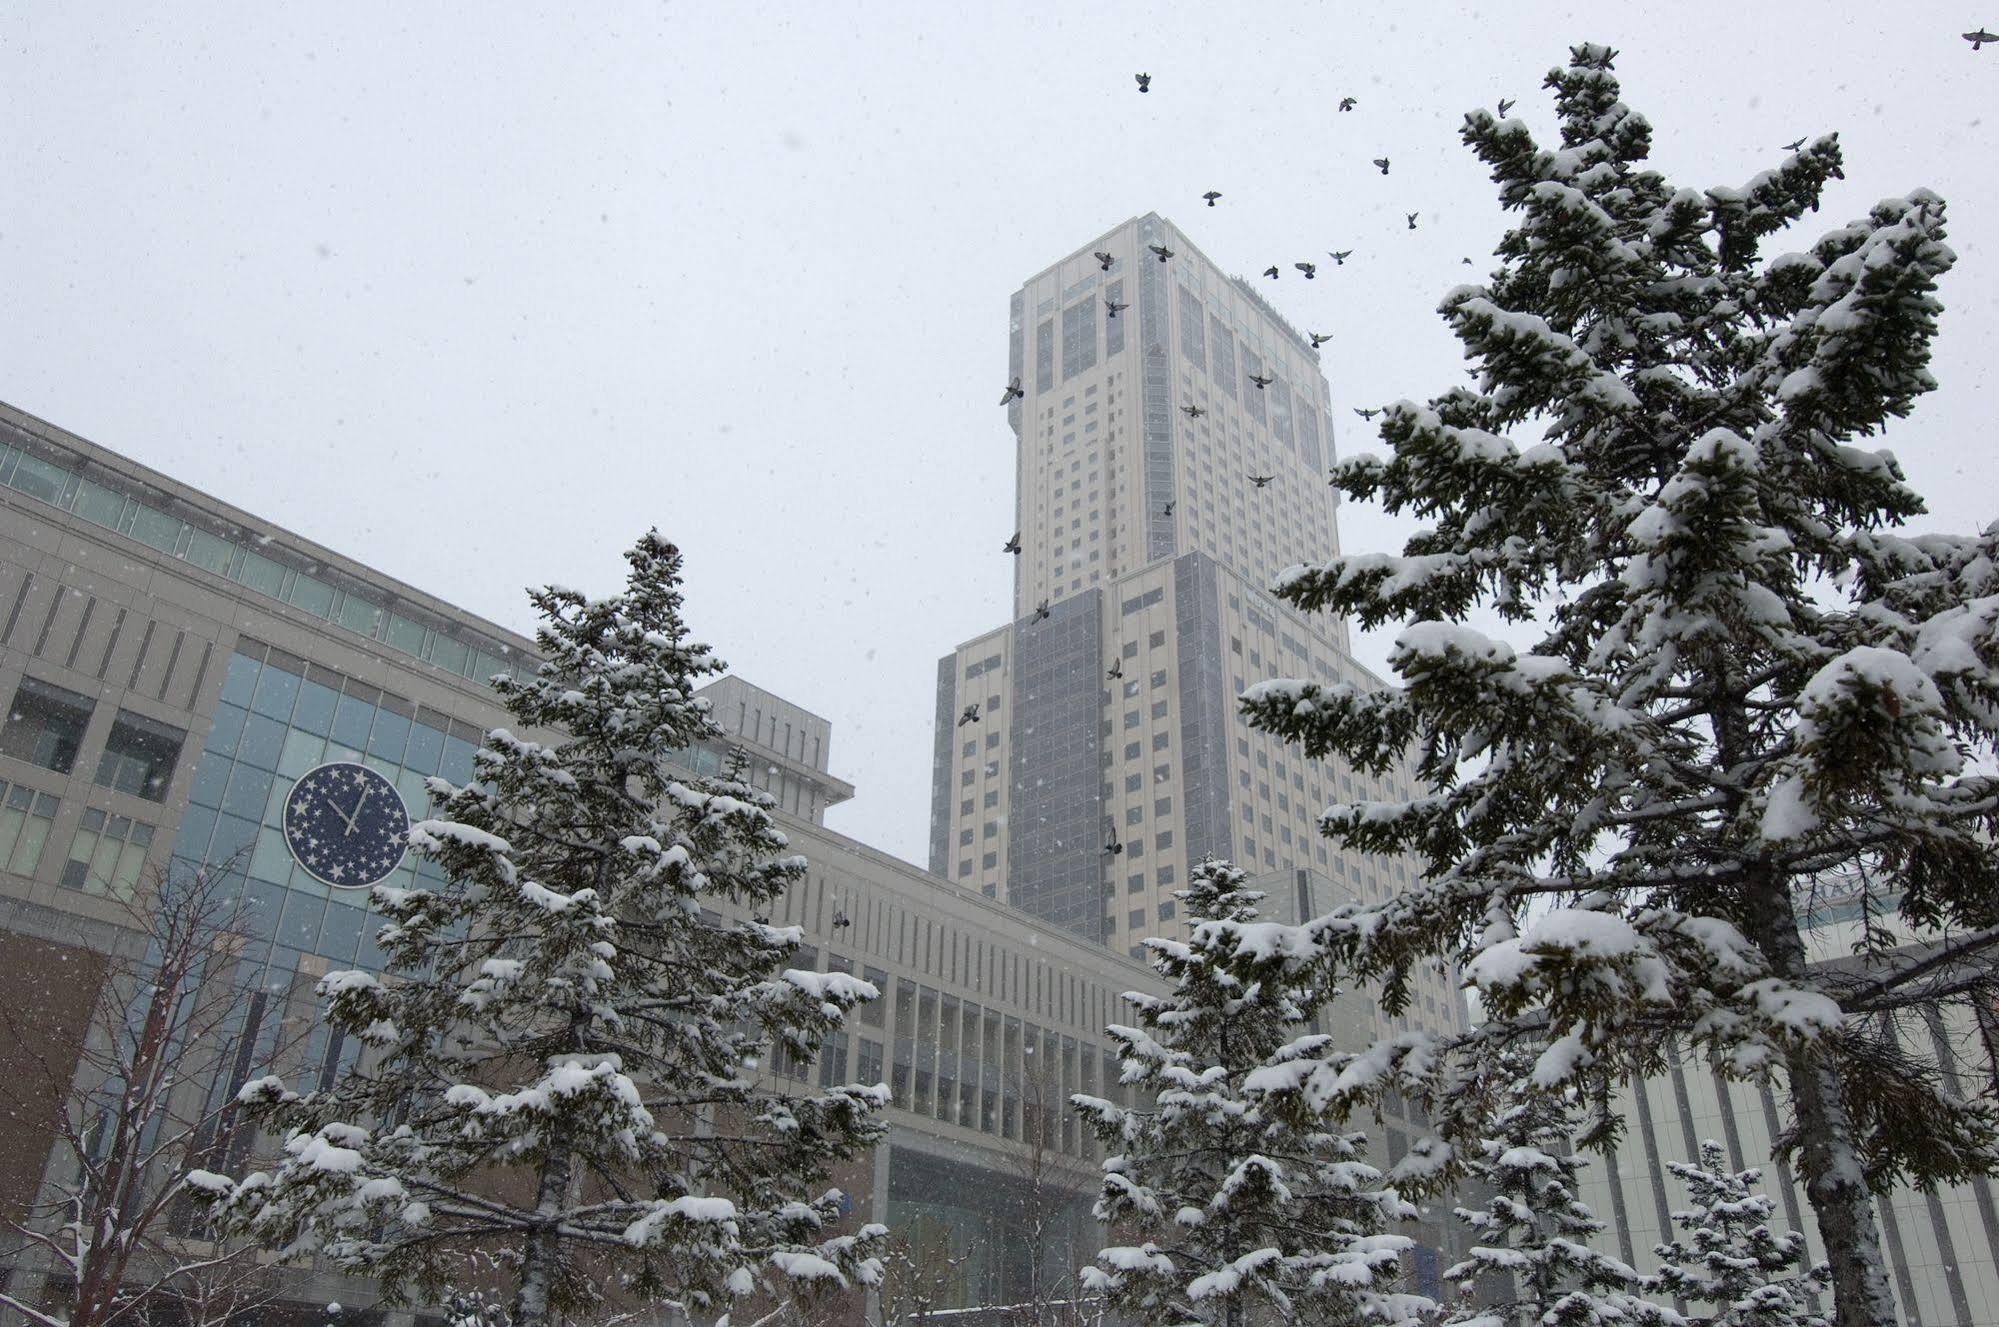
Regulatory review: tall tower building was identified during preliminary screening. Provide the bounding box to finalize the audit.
[930,215,1455,1026]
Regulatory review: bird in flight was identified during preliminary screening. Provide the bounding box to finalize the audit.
[1339,96,1356,111]
[1105,294,1129,318]
[1094,250,1115,270]
[1407,212,1420,230]
[1967,28,1997,48]
[1202,190,1222,206]
[1136,72,1152,91]
[1105,833,1123,856]
[1149,244,1174,262]
[1263,265,1281,279]
[1497,98,1516,118]
[1107,660,1124,680]
[1782,136,1807,151]
[1248,474,1274,489]
[1163,500,1175,516]
[957,703,981,727]
[1373,157,1390,175]
[1003,532,1021,555]
[1309,332,1333,349]
[1000,377,1024,405]
[1034,599,1051,621]
[1328,249,1351,265]
[1249,372,1273,390]
[1295,261,1317,279]
[1353,407,1381,421]
[1181,403,1205,418]
[1462,257,1473,265]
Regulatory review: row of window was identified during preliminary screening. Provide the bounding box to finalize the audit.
[1,674,187,802]
[0,433,523,689]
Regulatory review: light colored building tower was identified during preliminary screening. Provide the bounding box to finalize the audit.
[929,214,1470,1293]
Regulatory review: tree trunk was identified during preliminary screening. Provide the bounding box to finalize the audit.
[1713,668,1899,1327]
[1744,888,1901,1327]
[511,1144,575,1327]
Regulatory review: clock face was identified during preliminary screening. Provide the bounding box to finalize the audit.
[283,762,410,889]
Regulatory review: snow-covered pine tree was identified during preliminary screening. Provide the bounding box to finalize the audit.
[1233,42,1997,1327]
[192,533,887,1327]
[1444,1055,1671,1327]
[1073,858,1425,1327]
[1645,1141,1828,1327]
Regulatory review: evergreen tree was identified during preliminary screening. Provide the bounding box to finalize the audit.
[1232,42,1997,1327]
[1443,1056,1672,1327]
[1645,1141,1828,1327]
[192,533,887,1327]
[1074,859,1426,1327]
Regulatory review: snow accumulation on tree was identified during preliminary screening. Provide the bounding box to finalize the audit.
[191,533,887,1327]
[1442,1051,1675,1327]
[1074,858,1430,1327]
[1645,1140,1830,1327]
[1213,40,1997,1327]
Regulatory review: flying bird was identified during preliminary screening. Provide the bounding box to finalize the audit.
[1782,136,1807,151]
[1328,249,1351,264]
[1407,212,1420,230]
[1263,266,1281,279]
[1249,372,1273,390]
[1003,532,1021,555]
[1373,157,1390,175]
[1163,500,1175,516]
[1000,377,1023,405]
[1094,250,1115,270]
[1135,72,1151,91]
[1105,294,1129,318]
[1202,190,1222,206]
[1149,244,1174,262]
[957,703,981,727]
[1353,407,1381,420]
[1967,28,1998,48]
[1309,332,1333,349]
[1105,834,1123,856]
[1462,257,1473,265]
[1497,98,1516,118]
[1247,474,1274,489]
[1339,97,1356,111]
[1180,403,1205,418]
[1295,261,1317,279]
[1034,599,1051,621]
[1107,660,1124,680]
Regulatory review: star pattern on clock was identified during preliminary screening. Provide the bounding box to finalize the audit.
[283,762,411,889]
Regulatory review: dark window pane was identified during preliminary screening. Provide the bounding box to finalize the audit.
[94,710,186,801]
[0,676,96,774]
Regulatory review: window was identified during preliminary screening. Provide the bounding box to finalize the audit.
[1153,733,1170,751]
[1158,900,1177,920]
[1,677,95,775]
[983,790,999,808]
[94,710,185,801]
[0,780,59,875]
[61,809,153,898]
[983,851,998,869]
[1148,630,1165,648]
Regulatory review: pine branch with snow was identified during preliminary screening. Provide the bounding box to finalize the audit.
[191,533,887,1327]
[1645,1141,1828,1327]
[1225,40,1996,1327]
[1074,859,1430,1327]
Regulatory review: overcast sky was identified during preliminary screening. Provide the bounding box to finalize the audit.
[4,3,1994,865]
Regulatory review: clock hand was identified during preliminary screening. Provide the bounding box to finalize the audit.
[343,783,372,836]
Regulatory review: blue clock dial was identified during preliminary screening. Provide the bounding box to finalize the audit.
[283,761,410,889]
